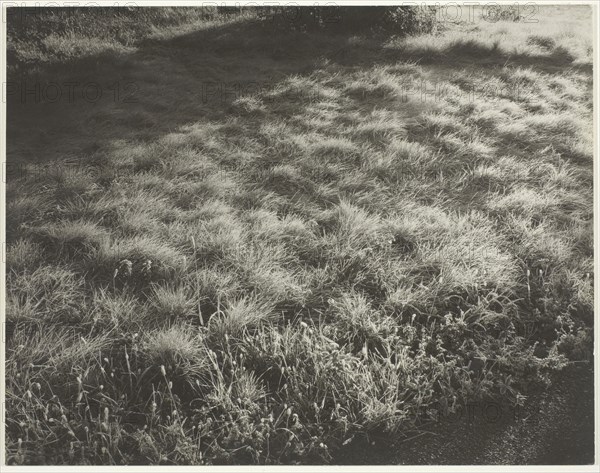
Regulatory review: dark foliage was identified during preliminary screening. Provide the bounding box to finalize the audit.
[257,6,438,35]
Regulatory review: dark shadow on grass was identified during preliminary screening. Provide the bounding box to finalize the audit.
[377,39,592,75]
[7,16,592,167]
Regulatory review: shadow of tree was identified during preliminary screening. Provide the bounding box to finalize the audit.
[6,14,592,184]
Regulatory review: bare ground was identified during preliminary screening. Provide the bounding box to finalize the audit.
[336,366,595,465]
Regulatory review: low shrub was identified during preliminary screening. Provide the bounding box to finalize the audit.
[258,6,438,35]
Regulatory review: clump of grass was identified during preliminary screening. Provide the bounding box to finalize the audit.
[133,153,162,173]
[319,200,386,250]
[345,66,405,101]
[208,296,275,344]
[47,166,101,199]
[141,324,209,381]
[527,34,556,50]
[183,216,246,264]
[90,235,187,284]
[116,208,161,236]
[328,291,396,354]
[150,284,197,324]
[505,216,574,269]
[310,137,360,161]
[6,192,52,239]
[90,288,147,332]
[190,267,242,315]
[31,219,109,257]
[6,239,43,273]
[487,187,558,220]
[7,327,111,382]
[7,265,85,326]
[223,239,308,307]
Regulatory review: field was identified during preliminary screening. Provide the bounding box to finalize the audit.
[4,5,595,465]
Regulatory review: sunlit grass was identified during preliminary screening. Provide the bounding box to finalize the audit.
[5,4,593,465]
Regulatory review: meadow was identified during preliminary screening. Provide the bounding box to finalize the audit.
[4,5,594,464]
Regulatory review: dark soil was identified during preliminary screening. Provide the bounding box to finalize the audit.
[335,365,595,465]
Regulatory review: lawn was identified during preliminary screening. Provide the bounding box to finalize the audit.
[4,5,594,465]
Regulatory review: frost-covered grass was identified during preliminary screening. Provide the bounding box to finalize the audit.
[4,5,593,465]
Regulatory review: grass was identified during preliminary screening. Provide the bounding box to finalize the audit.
[4,5,594,465]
